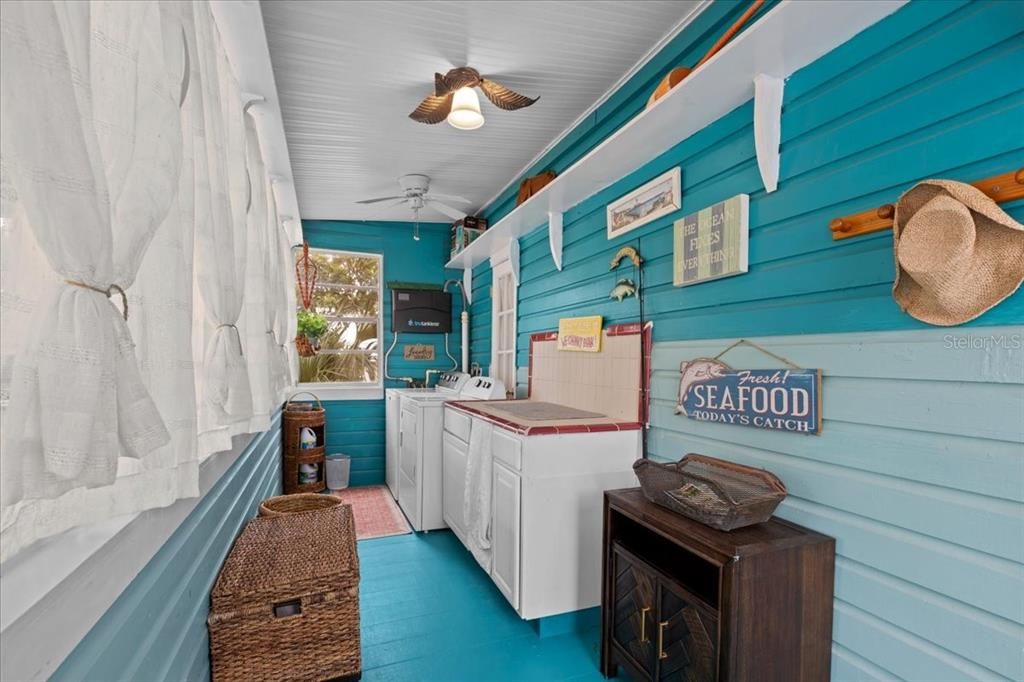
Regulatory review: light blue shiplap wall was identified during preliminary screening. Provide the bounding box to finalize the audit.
[652,330,1023,681]
[52,414,283,682]
[303,220,465,485]
[470,1,1024,680]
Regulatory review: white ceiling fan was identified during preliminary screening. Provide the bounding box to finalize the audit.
[356,173,470,222]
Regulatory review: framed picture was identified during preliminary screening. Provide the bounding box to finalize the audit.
[606,167,682,240]
[673,193,749,287]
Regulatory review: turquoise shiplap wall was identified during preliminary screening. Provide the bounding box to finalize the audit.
[303,220,464,485]
[480,0,776,226]
[469,1,1024,680]
[52,414,283,682]
[473,0,1024,373]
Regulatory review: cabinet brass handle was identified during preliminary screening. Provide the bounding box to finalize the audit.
[658,621,669,659]
[639,606,650,641]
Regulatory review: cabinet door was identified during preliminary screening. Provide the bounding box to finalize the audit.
[491,461,521,610]
[385,393,399,498]
[611,545,658,678]
[442,433,469,541]
[398,407,420,528]
[656,580,718,682]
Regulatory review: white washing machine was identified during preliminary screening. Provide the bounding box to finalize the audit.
[385,372,470,499]
[397,376,505,531]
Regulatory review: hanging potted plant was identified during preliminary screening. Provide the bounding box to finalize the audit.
[296,309,328,357]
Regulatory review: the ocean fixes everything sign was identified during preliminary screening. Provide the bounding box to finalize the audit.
[675,358,822,435]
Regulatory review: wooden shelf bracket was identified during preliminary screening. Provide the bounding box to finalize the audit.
[753,74,784,193]
[548,211,564,271]
[830,168,1024,240]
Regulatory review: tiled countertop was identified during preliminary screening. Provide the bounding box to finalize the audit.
[448,399,643,436]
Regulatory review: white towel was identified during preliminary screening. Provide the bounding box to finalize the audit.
[463,418,494,572]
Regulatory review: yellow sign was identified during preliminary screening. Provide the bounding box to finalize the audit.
[557,315,603,353]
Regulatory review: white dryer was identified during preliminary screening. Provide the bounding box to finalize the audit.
[397,376,505,531]
[385,372,470,499]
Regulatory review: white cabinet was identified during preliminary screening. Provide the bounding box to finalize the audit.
[397,398,448,532]
[442,404,640,620]
[491,461,521,610]
[397,404,419,529]
[385,390,400,498]
[442,432,469,543]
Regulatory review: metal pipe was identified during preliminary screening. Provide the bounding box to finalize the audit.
[443,333,458,371]
[442,279,470,373]
[383,330,414,385]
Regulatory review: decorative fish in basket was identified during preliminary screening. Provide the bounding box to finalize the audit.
[609,279,636,301]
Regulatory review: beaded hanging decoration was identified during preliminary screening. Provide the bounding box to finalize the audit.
[295,241,319,310]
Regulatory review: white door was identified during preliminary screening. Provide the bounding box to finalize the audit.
[398,405,420,529]
[385,392,400,498]
[442,432,469,542]
[491,461,521,610]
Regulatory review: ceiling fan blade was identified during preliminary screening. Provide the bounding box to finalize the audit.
[425,192,471,204]
[389,199,410,207]
[409,93,453,124]
[479,78,538,111]
[356,195,405,204]
[427,199,467,220]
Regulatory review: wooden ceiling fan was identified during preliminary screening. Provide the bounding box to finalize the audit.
[409,67,538,126]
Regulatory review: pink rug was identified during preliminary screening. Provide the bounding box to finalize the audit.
[330,485,411,540]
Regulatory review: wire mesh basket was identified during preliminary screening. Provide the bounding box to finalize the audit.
[634,454,786,531]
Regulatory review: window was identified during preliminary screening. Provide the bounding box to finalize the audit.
[297,249,382,386]
[491,258,517,397]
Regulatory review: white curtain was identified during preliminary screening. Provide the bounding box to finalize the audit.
[264,174,292,405]
[0,0,184,504]
[243,114,272,433]
[0,0,296,560]
[192,4,253,456]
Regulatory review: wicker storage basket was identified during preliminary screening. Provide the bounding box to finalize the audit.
[283,392,326,494]
[259,493,342,517]
[209,504,361,682]
[634,455,786,531]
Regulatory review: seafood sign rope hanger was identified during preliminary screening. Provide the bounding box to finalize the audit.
[712,338,801,369]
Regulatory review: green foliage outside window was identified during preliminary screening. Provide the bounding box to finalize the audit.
[297,250,381,384]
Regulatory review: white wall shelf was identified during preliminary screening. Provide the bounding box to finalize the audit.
[445,0,906,272]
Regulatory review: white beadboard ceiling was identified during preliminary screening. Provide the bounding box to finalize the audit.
[261,0,705,222]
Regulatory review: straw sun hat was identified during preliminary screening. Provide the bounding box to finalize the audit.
[893,179,1024,326]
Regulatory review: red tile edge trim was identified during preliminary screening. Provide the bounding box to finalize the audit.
[607,322,643,336]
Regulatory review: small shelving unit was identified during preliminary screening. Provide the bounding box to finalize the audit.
[446,0,907,278]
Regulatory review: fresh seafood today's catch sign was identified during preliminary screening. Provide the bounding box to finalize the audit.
[676,358,822,434]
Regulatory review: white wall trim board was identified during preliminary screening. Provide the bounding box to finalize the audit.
[210,0,302,244]
[0,419,277,682]
[475,0,713,214]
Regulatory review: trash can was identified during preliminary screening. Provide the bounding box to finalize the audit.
[326,454,351,491]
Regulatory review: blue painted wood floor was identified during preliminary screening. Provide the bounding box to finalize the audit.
[358,531,621,681]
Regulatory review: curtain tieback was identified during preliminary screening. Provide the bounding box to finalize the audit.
[65,280,129,320]
[216,323,244,357]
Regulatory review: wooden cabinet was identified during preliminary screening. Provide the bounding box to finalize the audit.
[601,488,835,682]
[491,461,521,609]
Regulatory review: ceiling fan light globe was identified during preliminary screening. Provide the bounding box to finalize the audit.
[447,87,484,130]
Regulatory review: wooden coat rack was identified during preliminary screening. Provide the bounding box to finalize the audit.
[829,168,1024,240]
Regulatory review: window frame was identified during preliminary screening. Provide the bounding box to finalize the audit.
[490,255,517,398]
[296,248,384,400]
